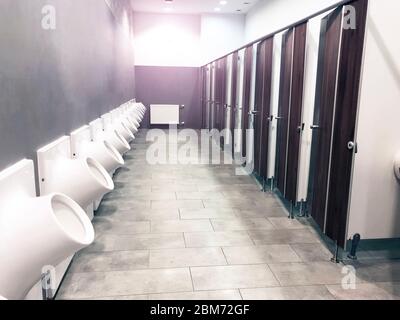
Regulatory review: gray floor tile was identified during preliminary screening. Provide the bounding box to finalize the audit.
[152,185,199,192]
[326,282,400,300]
[150,248,227,268]
[151,220,213,233]
[236,207,288,218]
[69,250,149,273]
[149,290,242,300]
[291,243,332,262]
[57,268,193,299]
[176,191,224,200]
[211,218,275,231]
[269,262,347,286]
[240,286,335,300]
[248,229,320,245]
[83,233,185,252]
[223,245,301,264]
[180,208,239,220]
[83,294,149,300]
[93,218,150,235]
[268,217,310,230]
[97,209,180,221]
[185,231,254,248]
[344,260,400,283]
[197,184,260,192]
[151,200,204,209]
[191,265,279,290]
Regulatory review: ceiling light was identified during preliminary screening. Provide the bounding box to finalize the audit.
[220,1,228,5]
[164,7,173,12]
[214,7,221,12]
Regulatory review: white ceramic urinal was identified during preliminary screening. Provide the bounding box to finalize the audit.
[129,108,143,124]
[90,118,130,156]
[71,126,124,174]
[102,114,131,154]
[0,160,94,300]
[37,137,114,208]
[125,118,139,134]
[117,121,135,143]
[108,129,131,154]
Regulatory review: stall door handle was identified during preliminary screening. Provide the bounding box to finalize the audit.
[310,125,320,130]
[275,116,284,120]
[347,141,358,153]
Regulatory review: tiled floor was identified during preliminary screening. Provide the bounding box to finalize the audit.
[57,130,400,300]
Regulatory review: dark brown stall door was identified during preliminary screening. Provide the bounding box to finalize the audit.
[219,58,227,133]
[208,64,214,130]
[275,29,294,196]
[201,66,207,129]
[254,37,274,179]
[214,59,223,131]
[309,8,343,231]
[241,46,253,159]
[325,0,368,247]
[230,52,239,156]
[285,22,307,203]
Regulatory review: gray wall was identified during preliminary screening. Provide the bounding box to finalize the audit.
[0,0,135,170]
[135,66,202,129]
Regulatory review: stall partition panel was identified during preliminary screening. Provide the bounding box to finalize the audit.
[230,52,239,156]
[309,8,343,231]
[325,0,368,247]
[210,63,216,129]
[285,22,308,203]
[219,58,227,133]
[254,37,274,179]
[241,46,253,159]
[275,29,294,196]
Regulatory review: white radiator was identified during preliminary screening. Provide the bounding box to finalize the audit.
[150,104,180,125]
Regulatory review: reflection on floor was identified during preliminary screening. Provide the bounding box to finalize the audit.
[57,129,400,300]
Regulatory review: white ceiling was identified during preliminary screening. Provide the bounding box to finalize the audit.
[130,0,259,15]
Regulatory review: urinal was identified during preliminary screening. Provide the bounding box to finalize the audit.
[110,110,135,142]
[0,160,94,300]
[71,126,124,174]
[116,121,135,143]
[37,137,114,208]
[102,114,131,154]
[90,118,130,156]
[125,117,139,134]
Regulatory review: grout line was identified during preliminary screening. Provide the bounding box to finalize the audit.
[188,267,195,292]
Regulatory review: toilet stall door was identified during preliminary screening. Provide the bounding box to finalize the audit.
[254,37,274,179]
[241,46,253,159]
[253,42,265,176]
[214,60,222,131]
[285,22,307,204]
[309,8,343,231]
[275,28,294,196]
[201,66,207,129]
[325,0,368,247]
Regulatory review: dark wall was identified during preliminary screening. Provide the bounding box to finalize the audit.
[0,0,135,170]
[135,66,202,129]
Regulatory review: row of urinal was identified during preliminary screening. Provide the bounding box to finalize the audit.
[0,101,146,300]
